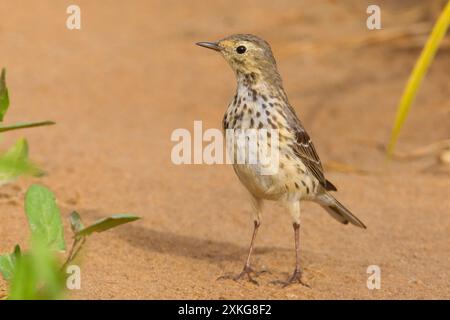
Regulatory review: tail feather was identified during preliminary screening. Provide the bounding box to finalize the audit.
[317,193,366,229]
[324,179,337,191]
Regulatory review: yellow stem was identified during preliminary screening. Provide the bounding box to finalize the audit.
[387,1,450,156]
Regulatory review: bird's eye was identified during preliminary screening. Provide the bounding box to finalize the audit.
[236,45,247,54]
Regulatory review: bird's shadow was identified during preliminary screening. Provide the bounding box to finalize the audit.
[114,223,289,265]
[64,207,290,265]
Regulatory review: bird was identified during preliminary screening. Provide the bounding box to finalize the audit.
[196,34,366,287]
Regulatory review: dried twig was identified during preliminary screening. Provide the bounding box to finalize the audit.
[389,140,450,161]
[324,160,376,175]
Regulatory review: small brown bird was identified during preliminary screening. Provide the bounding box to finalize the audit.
[197,34,366,286]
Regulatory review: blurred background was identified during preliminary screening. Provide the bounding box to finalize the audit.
[0,0,448,299]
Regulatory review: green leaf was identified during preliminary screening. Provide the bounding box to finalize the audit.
[0,68,9,121]
[8,239,64,300]
[0,121,55,133]
[0,245,20,281]
[5,137,29,158]
[70,211,84,233]
[388,2,450,156]
[25,184,66,251]
[0,255,15,281]
[76,214,140,238]
[0,138,43,185]
[13,245,21,257]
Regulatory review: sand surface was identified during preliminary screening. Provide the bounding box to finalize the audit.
[0,0,449,299]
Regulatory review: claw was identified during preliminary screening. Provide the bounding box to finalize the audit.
[217,266,261,285]
[271,270,310,288]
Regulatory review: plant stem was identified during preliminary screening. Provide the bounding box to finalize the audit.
[388,1,450,156]
[61,237,86,271]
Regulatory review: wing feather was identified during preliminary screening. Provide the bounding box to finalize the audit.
[285,106,337,191]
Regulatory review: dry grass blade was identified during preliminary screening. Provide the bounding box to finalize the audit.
[389,139,450,161]
[323,160,376,176]
[388,1,450,156]
[345,23,432,48]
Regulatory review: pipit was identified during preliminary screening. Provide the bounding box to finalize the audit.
[196,34,366,287]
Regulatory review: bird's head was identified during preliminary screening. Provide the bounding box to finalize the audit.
[196,34,281,86]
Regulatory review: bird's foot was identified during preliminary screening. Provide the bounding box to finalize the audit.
[217,266,266,285]
[271,269,310,288]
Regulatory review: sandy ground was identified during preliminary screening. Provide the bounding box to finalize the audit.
[0,0,449,299]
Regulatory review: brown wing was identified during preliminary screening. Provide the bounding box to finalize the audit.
[289,115,337,191]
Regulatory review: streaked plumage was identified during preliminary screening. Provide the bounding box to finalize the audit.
[197,34,366,286]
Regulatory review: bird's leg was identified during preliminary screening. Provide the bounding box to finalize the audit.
[218,197,264,284]
[217,219,261,284]
[284,222,310,288]
[235,220,260,283]
[271,200,310,288]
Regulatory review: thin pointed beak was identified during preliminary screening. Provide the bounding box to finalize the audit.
[196,41,221,52]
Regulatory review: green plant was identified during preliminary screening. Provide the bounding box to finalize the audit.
[0,184,140,299]
[0,138,43,184]
[388,1,450,156]
[0,68,55,183]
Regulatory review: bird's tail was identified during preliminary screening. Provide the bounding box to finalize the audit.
[316,193,366,229]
